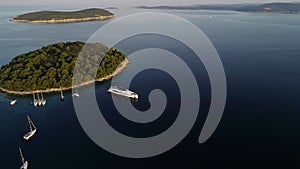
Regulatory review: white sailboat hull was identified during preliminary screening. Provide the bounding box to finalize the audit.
[23,129,37,140]
[41,93,46,106]
[20,161,28,169]
[72,93,80,97]
[10,100,17,105]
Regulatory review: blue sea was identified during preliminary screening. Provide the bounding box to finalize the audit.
[0,6,300,168]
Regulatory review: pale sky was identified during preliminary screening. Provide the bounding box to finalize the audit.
[0,0,296,7]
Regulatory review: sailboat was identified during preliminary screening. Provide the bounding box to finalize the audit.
[10,100,17,106]
[41,93,46,106]
[37,93,42,106]
[10,99,17,106]
[72,88,80,98]
[33,93,38,107]
[60,90,65,101]
[19,147,28,169]
[72,92,80,97]
[23,115,37,141]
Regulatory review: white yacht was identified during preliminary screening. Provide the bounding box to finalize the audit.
[23,115,37,141]
[10,100,17,106]
[72,89,80,97]
[41,93,46,106]
[37,93,42,106]
[33,93,38,107]
[60,90,65,101]
[72,93,80,97]
[19,148,28,169]
[108,86,138,100]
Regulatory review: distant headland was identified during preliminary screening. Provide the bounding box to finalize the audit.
[10,8,115,24]
[137,3,300,14]
[0,41,129,95]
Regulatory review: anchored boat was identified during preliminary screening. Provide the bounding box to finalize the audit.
[19,147,28,169]
[108,86,138,100]
[33,93,46,106]
[23,115,37,141]
[72,89,80,97]
[33,93,38,107]
[37,93,42,106]
[60,90,65,101]
[72,93,80,97]
[41,93,46,106]
[10,99,17,106]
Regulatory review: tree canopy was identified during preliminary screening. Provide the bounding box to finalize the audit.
[0,41,127,92]
[12,8,114,21]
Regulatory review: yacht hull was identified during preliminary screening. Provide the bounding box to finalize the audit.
[10,100,17,105]
[20,161,28,169]
[108,86,138,99]
[23,129,37,141]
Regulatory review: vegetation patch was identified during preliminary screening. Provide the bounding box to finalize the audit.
[0,41,127,92]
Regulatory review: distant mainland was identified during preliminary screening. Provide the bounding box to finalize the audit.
[11,8,115,24]
[0,42,129,95]
[137,2,300,14]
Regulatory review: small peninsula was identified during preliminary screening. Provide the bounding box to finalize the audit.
[137,3,300,14]
[11,8,115,24]
[0,42,129,95]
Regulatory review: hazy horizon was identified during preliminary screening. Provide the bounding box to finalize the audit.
[1,0,299,7]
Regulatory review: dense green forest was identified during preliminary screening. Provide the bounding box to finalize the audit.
[0,41,127,92]
[12,8,114,21]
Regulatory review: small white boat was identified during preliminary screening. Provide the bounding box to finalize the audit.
[41,93,46,106]
[72,93,80,97]
[37,93,42,106]
[108,86,138,100]
[60,90,65,101]
[10,100,17,106]
[72,88,80,97]
[23,115,37,141]
[42,100,46,106]
[19,147,28,169]
[33,93,38,107]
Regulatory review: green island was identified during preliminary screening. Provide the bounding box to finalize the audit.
[0,41,129,95]
[11,8,115,24]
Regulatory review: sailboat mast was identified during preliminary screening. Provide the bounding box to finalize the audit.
[60,89,65,100]
[19,148,25,164]
[30,119,36,130]
[27,115,33,132]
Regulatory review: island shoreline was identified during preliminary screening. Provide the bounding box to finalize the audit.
[0,58,129,96]
[11,15,115,24]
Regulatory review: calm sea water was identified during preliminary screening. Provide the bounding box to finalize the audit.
[0,6,300,168]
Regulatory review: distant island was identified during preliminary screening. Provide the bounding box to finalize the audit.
[11,8,115,24]
[0,42,129,95]
[104,7,119,10]
[137,3,300,14]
